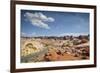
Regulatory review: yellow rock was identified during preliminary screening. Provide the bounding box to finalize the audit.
[21,40,44,56]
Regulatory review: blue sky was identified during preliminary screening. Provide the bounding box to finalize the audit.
[21,10,89,37]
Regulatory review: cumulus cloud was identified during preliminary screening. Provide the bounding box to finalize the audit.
[24,12,55,29]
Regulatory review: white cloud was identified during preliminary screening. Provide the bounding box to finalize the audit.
[24,12,55,29]
[21,32,36,37]
[60,33,89,36]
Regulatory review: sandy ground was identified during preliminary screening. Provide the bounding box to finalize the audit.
[21,38,89,63]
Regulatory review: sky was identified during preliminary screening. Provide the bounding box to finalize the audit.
[21,10,89,37]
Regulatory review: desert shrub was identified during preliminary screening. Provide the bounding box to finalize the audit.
[73,40,80,45]
[62,40,73,47]
[81,56,87,59]
[74,54,78,57]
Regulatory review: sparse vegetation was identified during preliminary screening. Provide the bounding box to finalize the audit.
[21,35,89,63]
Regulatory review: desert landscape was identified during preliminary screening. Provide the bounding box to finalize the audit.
[20,10,90,63]
[21,35,89,63]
